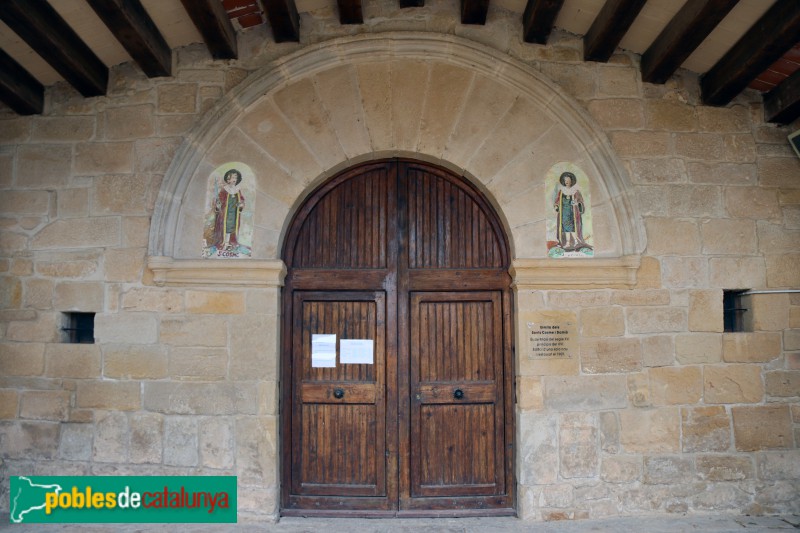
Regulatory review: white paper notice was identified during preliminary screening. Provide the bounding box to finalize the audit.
[311,334,337,368]
[340,339,374,365]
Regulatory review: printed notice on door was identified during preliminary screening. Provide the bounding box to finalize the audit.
[311,334,337,367]
[524,311,577,359]
[340,339,374,364]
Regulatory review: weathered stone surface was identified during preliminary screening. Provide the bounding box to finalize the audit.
[517,376,544,411]
[587,99,644,129]
[0,191,50,215]
[186,290,245,314]
[704,364,763,404]
[36,258,97,278]
[627,373,651,407]
[158,84,197,114]
[143,382,258,415]
[544,375,628,411]
[696,455,753,481]
[91,175,151,215]
[758,157,800,188]
[580,307,625,337]
[59,423,93,461]
[764,371,800,398]
[518,413,558,485]
[169,347,227,380]
[644,218,700,255]
[766,253,800,288]
[581,338,641,374]
[701,218,757,255]
[619,408,680,453]
[649,366,702,406]
[160,316,228,346]
[709,256,766,289]
[661,257,708,288]
[645,99,696,131]
[0,389,19,419]
[236,416,277,484]
[601,455,642,483]
[105,248,145,282]
[74,142,133,174]
[5,312,60,343]
[725,187,781,219]
[732,405,793,451]
[627,307,686,334]
[45,344,101,378]
[681,406,731,452]
[130,412,163,464]
[643,456,694,484]
[121,287,183,313]
[53,281,104,312]
[692,483,752,511]
[17,145,72,188]
[688,162,756,186]
[32,116,94,141]
[756,451,800,481]
[0,420,60,459]
[104,104,154,139]
[611,290,670,307]
[598,411,619,453]
[675,333,722,364]
[559,413,598,478]
[597,66,638,97]
[32,218,121,250]
[19,390,70,421]
[0,342,45,376]
[76,381,140,410]
[93,410,129,463]
[199,416,234,469]
[95,313,158,344]
[744,293,790,331]
[0,276,23,309]
[688,289,724,332]
[164,416,198,466]
[722,332,782,363]
[103,345,168,379]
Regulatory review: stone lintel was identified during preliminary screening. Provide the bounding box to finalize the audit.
[511,256,641,289]
[147,256,287,288]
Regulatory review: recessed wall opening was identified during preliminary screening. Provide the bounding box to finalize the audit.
[61,312,95,344]
[723,290,749,332]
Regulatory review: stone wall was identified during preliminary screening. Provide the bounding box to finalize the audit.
[1,0,799,521]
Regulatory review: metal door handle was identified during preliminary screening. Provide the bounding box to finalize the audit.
[333,388,345,399]
[453,389,464,400]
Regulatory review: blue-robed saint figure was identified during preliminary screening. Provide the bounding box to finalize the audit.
[552,171,586,250]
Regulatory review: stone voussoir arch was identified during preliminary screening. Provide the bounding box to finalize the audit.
[148,31,644,289]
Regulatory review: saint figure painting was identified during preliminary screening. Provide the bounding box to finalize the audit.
[546,163,593,258]
[202,162,255,258]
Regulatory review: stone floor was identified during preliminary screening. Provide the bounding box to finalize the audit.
[2,514,799,532]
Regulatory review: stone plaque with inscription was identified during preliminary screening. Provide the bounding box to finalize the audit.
[524,311,578,360]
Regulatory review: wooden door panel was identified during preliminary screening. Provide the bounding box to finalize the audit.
[408,291,506,501]
[417,404,497,494]
[292,292,387,498]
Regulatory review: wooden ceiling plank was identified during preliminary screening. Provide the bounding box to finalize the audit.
[461,0,490,25]
[522,0,566,45]
[86,0,172,78]
[583,0,647,62]
[0,0,107,97]
[764,67,800,124]
[641,0,740,85]
[0,47,44,115]
[337,0,364,24]
[263,0,301,42]
[701,0,800,106]
[180,0,238,60]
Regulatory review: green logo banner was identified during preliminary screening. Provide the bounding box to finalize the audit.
[9,476,237,523]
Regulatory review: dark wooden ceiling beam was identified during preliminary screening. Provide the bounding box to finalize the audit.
[180,0,238,60]
[337,0,364,24]
[461,0,490,25]
[764,68,800,124]
[0,48,44,115]
[641,0,740,84]
[0,0,108,97]
[86,0,172,78]
[263,0,301,42]
[523,0,566,45]
[584,0,647,62]
[701,0,800,106]
[400,0,424,7]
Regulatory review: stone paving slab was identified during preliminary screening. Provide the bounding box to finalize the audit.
[2,515,799,532]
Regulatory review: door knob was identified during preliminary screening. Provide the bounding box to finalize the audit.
[453,389,464,400]
[333,388,345,399]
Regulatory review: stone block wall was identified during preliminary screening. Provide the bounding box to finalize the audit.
[1,0,799,521]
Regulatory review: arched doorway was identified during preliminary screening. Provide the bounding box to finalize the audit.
[280,159,515,516]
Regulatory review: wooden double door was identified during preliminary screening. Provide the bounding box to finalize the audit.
[280,160,514,516]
